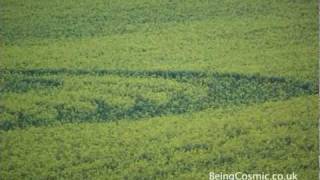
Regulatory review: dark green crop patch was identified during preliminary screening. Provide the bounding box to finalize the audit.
[0,77,63,93]
[0,0,288,44]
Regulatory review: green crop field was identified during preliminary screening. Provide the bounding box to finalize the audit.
[0,0,318,179]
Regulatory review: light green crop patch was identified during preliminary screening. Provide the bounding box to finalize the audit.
[0,96,317,179]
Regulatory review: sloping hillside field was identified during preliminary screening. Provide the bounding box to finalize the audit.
[0,0,318,179]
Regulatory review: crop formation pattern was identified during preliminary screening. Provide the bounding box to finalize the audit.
[0,68,315,130]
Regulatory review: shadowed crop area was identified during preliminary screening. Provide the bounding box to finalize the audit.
[0,0,318,179]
